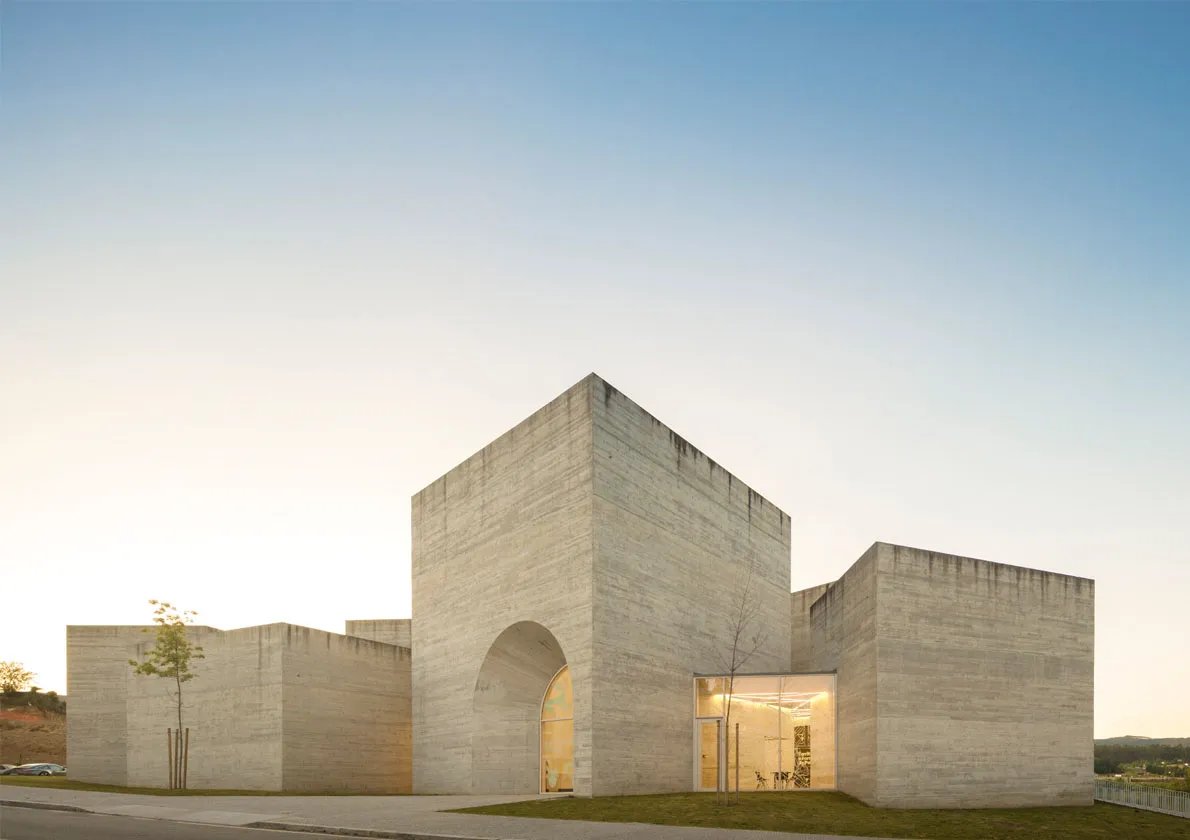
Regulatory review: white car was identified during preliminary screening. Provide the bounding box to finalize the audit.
[6,763,67,776]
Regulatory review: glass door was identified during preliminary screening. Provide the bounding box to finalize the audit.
[695,718,721,791]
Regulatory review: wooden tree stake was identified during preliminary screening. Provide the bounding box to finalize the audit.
[735,722,740,804]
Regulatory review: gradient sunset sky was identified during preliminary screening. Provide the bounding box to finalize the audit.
[3,2,1187,738]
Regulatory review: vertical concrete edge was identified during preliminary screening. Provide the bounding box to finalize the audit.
[586,373,598,798]
[872,541,886,806]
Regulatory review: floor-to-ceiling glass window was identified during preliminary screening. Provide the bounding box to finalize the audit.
[696,719,721,791]
[724,676,782,791]
[540,666,574,793]
[692,673,836,792]
[694,677,724,791]
[778,674,836,789]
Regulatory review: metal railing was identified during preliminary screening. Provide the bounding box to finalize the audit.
[1095,779,1190,818]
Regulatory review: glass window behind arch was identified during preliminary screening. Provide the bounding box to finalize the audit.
[542,667,572,721]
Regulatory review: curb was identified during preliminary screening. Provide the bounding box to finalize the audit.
[0,798,93,814]
[245,824,494,840]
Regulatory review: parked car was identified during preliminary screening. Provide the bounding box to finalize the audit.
[5,763,67,776]
[0,764,14,774]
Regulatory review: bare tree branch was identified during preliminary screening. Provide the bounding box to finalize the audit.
[714,549,770,804]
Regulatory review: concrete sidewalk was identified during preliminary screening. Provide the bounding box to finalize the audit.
[0,786,897,840]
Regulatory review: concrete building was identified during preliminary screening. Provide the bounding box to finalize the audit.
[66,373,1094,806]
[412,375,791,797]
[792,543,1094,808]
[67,623,411,793]
[345,619,412,649]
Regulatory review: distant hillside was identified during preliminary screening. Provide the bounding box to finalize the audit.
[0,711,66,766]
[1096,736,1190,746]
[0,694,67,766]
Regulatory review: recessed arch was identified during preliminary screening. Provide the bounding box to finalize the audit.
[471,621,567,794]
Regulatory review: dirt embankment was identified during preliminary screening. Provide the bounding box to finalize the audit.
[0,710,67,766]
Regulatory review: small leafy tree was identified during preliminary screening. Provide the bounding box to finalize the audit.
[128,600,204,788]
[0,661,36,694]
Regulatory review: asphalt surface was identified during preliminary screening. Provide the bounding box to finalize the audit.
[0,806,350,840]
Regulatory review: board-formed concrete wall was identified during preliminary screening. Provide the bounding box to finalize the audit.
[69,622,410,792]
[411,373,791,796]
[345,619,411,649]
[790,584,832,673]
[807,545,880,804]
[125,625,285,790]
[873,544,1094,808]
[590,379,791,795]
[282,626,411,793]
[411,376,596,794]
[805,542,1094,808]
[66,626,154,785]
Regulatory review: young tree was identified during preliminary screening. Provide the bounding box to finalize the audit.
[714,553,769,804]
[0,661,36,694]
[128,600,204,788]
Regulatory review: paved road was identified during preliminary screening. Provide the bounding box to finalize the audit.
[0,806,348,840]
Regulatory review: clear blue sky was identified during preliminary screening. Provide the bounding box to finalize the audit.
[2,2,1187,737]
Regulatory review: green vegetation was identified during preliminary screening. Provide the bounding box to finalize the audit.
[2,688,66,716]
[456,792,1190,840]
[1132,777,1190,793]
[1094,742,1190,776]
[0,662,64,717]
[0,696,66,766]
[128,600,206,790]
[0,776,398,796]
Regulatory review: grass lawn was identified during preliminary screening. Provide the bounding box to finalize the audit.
[0,776,394,796]
[456,791,1190,840]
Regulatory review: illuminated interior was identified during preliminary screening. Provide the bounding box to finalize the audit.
[540,665,574,792]
[694,673,836,791]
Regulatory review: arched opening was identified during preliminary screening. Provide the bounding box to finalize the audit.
[540,665,573,792]
[472,621,567,794]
